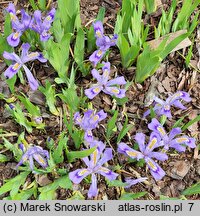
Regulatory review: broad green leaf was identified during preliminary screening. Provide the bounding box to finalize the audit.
[173,116,185,128]
[58,88,80,111]
[38,0,46,11]
[6,75,17,94]
[39,81,59,116]
[4,14,12,38]
[18,94,41,117]
[0,154,8,162]
[107,180,128,187]
[106,110,118,139]
[6,103,33,133]
[182,182,200,195]
[28,0,38,10]
[74,28,85,65]
[66,146,96,163]
[117,115,133,143]
[0,172,30,198]
[3,138,21,161]
[52,133,68,164]
[144,0,156,14]
[57,0,81,34]
[74,28,87,75]
[11,188,35,200]
[52,19,64,43]
[39,175,72,200]
[182,115,200,131]
[44,33,72,83]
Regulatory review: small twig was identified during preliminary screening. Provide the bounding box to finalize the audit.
[129,167,150,186]
[69,45,74,58]
[105,22,114,30]
[59,107,63,132]
[177,51,200,73]
[46,0,52,9]
[85,19,95,27]
[0,1,13,4]
[0,132,18,137]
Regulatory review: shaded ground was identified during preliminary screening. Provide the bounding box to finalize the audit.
[0,0,200,200]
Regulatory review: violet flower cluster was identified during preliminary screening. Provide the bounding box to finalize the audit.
[3,4,55,90]
[148,118,196,153]
[17,143,49,171]
[69,140,118,198]
[118,133,167,180]
[85,61,126,99]
[89,21,118,66]
[3,43,47,90]
[117,91,196,181]
[143,91,191,119]
[7,3,55,47]
[74,109,107,142]
[118,118,196,181]
[86,21,127,100]
[70,109,146,198]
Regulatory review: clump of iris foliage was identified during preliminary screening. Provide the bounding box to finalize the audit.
[0,0,199,200]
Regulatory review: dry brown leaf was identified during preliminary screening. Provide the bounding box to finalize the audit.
[162,77,171,92]
[196,26,200,70]
[188,109,199,137]
[177,75,186,90]
[148,30,192,52]
[156,0,162,8]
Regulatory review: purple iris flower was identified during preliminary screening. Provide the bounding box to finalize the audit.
[3,43,47,90]
[31,8,56,41]
[118,133,168,180]
[74,109,107,142]
[148,118,196,153]
[6,3,33,47]
[69,141,118,198]
[124,177,147,188]
[16,144,49,170]
[33,116,43,124]
[89,21,118,66]
[143,91,191,118]
[85,61,126,99]
[89,49,106,67]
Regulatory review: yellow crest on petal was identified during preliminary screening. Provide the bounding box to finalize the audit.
[164,105,170,110]
[96,30,102,38]
[93,115,99,122]
[93,150,98,166]
[12,63,20,70]
[93,87,100,93]
[127,151,138,157]
[176,137,188,143]
[46,15,52,21]
[147,160,156,171]
[99,167,109,173]
[97,50,102,57]
[78,169,88,176]
[13,32,19,39]
[28,52,39,59]
[157,126,166,136]
[37,155,46,165]
[10,13,16,21]
[148,137,157,150]
[111,89,120,94]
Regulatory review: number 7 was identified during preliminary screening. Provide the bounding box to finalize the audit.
[188,203,194,211]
